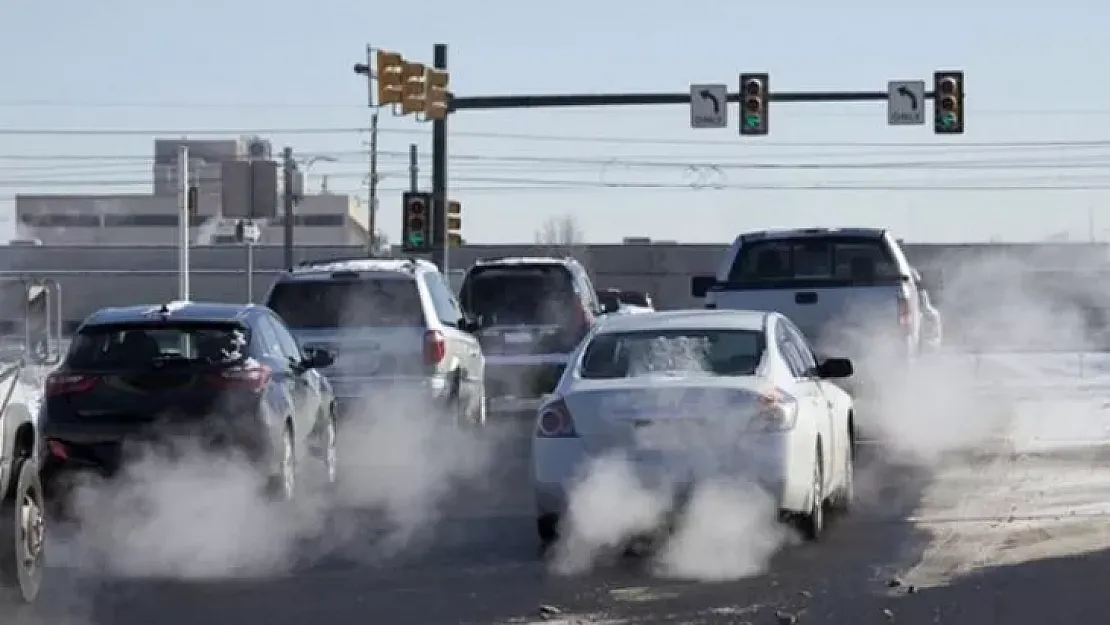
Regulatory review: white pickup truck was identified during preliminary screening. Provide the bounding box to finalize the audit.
[691,228,925,370]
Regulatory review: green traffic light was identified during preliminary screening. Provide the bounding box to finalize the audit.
[940,112,958,127]
[744,114,761,128]
[408,233,424,245]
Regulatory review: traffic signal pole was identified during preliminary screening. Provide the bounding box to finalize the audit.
[430,43,449,273]
[419,41,959,271]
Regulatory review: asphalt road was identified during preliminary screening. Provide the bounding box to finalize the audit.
[7,417,1110,625]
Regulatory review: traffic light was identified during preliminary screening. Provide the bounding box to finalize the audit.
[447,200,462,247]
[376,50,405,106]
[424,69,450,121]
[739,73,769,136]
[933,70,964,134]
[400,62,428,116]
[401,191,433,253]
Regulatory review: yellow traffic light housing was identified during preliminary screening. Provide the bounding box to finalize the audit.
[933,70,964,134]
[376,50,405,106]
[400,62,427,116]
[446,200,461,231]
[739,73,769,136]
[424,69,450,121]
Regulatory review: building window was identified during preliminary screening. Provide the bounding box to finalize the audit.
[18,213,100,227]
[271,214,345,227]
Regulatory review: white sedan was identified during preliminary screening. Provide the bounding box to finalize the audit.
[532,309,856,548]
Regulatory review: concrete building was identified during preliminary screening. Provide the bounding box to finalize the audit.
[15,137,368,246]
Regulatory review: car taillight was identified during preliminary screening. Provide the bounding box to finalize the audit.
[207,362,271,392]
[747,388,800,432]
[45,373,98,397]
[897,294,913,336]
[424,329,446,366]
[536,398,578,438]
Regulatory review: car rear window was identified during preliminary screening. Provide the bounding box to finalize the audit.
[727,236,901,286]
[267,278,424,329]
[579,329,765,379]
[67,322,248,370]
[460,265,578,326]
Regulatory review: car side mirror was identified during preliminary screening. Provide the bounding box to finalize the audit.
[814,357,853,379]
[460,315,481,333]
[600,300,620,315]
[23,278,62,366]
[302,346,335,369]
[691,275,716,298]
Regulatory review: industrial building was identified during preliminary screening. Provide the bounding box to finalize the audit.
[15,137,370,246]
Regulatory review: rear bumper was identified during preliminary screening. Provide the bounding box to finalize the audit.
[327,373,452,418]
[533,431,813,518]
[39,408,274,493]
[484,354,569,415]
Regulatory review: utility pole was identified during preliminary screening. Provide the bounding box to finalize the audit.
[177,145,190,300]
[409,143,419,192]
[282,147,296,269]
[430,43,449,273]
[368,111,379,255]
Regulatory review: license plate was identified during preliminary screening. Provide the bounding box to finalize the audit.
[634,422,684,452]
[503,331,533,344]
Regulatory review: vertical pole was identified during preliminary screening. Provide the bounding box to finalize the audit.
[246,241,255,303]
[430,43,449,273]
[282,147,295,269]
[366,43,380,256]
[368,112,380,255]
[409,143,419,192]
[177,146,190,300]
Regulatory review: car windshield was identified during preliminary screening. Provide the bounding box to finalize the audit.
[267,278,424,329]
[67,322,248,370]
[579,329,765,379]
[460,266,578,326]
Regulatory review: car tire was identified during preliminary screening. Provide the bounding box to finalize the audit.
[537,514,559,553]
[830,434,855,515]
[0,456,46,603]
[796,445,825,541]
[266,425,296,503]
[470,387,487,428]
[310,408,339,492]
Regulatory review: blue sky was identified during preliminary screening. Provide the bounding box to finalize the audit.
[2,0,1109,243]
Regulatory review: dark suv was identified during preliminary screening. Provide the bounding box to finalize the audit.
[39,301,339,507]
[458,256,615,414]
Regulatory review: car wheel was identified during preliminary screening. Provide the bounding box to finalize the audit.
[796,446,825,541]
[0,457,46,603]
[470,387,487,427]
[268,425,296,503]
[318,410,339,488]
[537,514,559,553]
[830,435,855,514]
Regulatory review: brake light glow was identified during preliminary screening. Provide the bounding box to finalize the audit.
[207,362,271,392]
[46,438,69,460]
[424,329,446,365]
[536,398,578,438]
[45,373,98,396]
